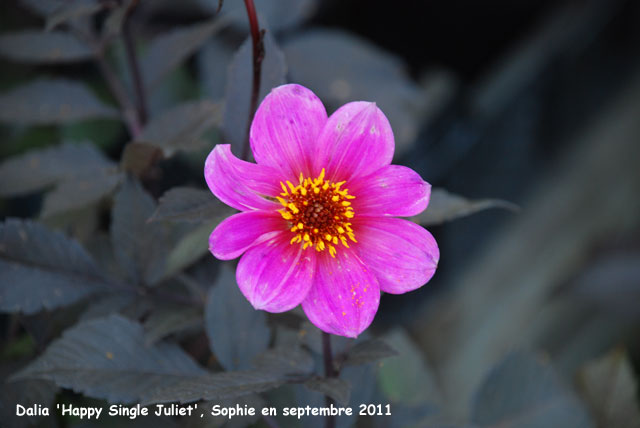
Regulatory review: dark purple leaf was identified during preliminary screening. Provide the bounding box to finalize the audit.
[0,142,115,197]
[151,187,233,223]
[12,315,206,403]
[205,264,270,370]
[0,79,118,124]
[136,100,222,156]
[0,219,110,314]
[472,352,594,428]
[0,30,92,63]
[141,19,229,89]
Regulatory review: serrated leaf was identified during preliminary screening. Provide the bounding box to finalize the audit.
[144,306,203,345]
[205,264,270,370]
[12,315,206,403]
[341,338,398,368]
[471,352,594,428]
[45,2,104,31]
[41,170,123,217]
[111,179,169,286]
[202,394,265,428]
[304,377,351,406]
[223,31,287,155]
[253,346,314,376]
[577,349,640,428]
[141,19,228,89]
[411,188,519,226]
[143,370,285,405]
[0,377,57,428]
[0,30,92,63]
[0,142,115,197]
[151,187,234,223]
[137,100,221,156]
[80,294,135,321]
[0,79,118,124]
[0,218,110,314]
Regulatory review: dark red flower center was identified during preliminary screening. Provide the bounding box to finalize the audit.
[277,169,356,257]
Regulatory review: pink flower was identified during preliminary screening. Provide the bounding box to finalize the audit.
[205,84,439,338]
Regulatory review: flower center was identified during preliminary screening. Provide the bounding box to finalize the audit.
[277,168,357,258]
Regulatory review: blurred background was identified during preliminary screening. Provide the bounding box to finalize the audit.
[1,0,639,427]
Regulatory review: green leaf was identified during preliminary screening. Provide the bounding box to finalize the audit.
[205,264,270,370]
[377,328,442,406]
[40,169,123,217]
[163,221,218,279]
[142,370,285,405]
[151,187,234,223]
[0,79,118,124]
[0,30,92,63]
[0,218,110,314]
[101,5,128,39]
[223,31,287,155]
[304,377,351,406]
[471,352,594,428]
[136,100,221,156]
[577,349,640,428]
[12,315,206,404]
[340,338,398,368]
[0,142,115,197]
[111,179,169,286]
[411,188,519,226]
[141,19,229,89]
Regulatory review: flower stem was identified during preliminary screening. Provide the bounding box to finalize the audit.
[322,331,337,428]
[242,0,265,161]
[122,0,148,126]
[75,23,142,138]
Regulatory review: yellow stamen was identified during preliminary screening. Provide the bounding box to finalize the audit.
[277,168,357,257]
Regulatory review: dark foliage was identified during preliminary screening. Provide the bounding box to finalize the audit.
[1,0,639,427]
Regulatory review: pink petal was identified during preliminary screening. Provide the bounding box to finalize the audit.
[356,218,438,294]
[349,165,431,217]
[209,211,284,260]
[236,235,316,313]
[314,102,394,182]
[302,250,380,338]
[250,84,328,178]
[204,144,282,211]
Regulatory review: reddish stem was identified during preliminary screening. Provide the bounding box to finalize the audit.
[322,332,337,428]
[242,0,265,161]
[122,0,148,125]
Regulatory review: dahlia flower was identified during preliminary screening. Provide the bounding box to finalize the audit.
[205,84,439,338]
